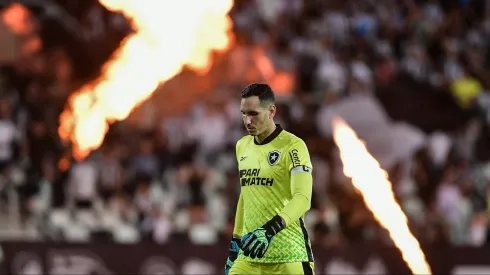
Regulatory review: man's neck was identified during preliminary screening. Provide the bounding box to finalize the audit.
[255,122,276,144]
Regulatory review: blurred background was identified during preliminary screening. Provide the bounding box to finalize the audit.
[0,0,490,274]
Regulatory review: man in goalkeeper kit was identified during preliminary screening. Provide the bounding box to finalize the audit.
[225,83,315,275]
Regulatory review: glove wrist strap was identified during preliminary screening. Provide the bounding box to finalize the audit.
[263,215,286,237]
[229,237,241,261]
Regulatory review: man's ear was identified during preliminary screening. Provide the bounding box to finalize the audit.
[269,104,276,119]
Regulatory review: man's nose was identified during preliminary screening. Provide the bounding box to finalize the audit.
[244,116,251,125]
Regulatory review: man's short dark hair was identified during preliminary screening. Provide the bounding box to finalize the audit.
[241,83,275,105]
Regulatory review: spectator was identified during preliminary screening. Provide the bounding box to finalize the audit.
[450,66,483,109]
[130,136,160,180]
[68,159,98,210]
[0,97,21,172]
[96,145,122,205]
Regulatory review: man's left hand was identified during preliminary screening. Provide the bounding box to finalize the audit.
[240,215,285,259]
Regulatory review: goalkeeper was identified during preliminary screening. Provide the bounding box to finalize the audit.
[225,83,314,275]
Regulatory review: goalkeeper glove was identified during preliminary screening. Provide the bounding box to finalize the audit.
[225,236,241,275]
[241,215,286,259]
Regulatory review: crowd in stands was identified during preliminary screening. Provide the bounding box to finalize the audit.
[0,0,489,247]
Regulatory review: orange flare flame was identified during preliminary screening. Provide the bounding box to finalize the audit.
[59,0,233,160]
[332,116,432,275]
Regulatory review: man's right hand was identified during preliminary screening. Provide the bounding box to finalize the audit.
[225,236,241,275]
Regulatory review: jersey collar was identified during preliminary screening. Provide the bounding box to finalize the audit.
[254,124,283,145]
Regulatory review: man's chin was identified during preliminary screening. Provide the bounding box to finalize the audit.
[247,129,257,135]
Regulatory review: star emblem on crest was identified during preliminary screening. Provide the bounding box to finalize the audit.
[268,150,281,166]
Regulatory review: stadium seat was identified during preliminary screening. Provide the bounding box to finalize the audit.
[174,210,190,232]
[99,210,122,230]
[188,224,218,245]
[75,210,99,230]
[49,209,71,230]
[63,223,90,242]
[112,223,140,243]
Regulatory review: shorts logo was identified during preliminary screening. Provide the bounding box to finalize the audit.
[268,150,281,166]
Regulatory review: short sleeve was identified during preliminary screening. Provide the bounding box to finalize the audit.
[287,139,313,175]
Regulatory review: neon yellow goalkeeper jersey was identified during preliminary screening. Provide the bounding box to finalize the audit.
[235,124,314,263]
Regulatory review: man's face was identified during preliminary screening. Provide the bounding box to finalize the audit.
[240,96,274,136]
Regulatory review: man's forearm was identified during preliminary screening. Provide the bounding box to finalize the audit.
[278,171,312,227]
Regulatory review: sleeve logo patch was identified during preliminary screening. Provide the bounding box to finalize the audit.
[290,149,301,167]
[267,150,281,166]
